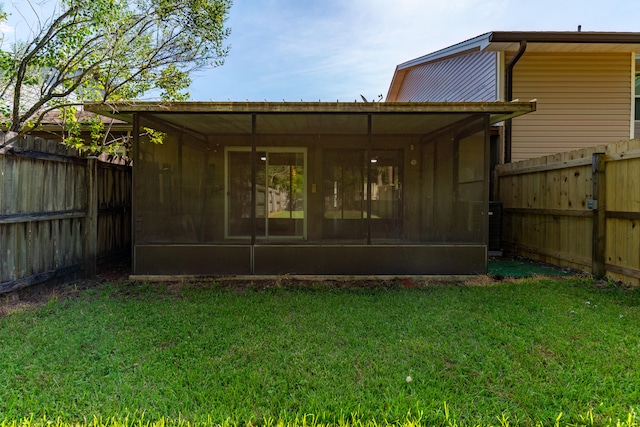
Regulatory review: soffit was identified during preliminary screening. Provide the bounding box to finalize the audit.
[485,41,640,53]
[84,101,536,136]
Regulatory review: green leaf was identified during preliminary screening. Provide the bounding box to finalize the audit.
[2,0,231,152]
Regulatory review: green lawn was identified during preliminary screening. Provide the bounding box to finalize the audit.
[1,277,639,427]
[269,210,304,219]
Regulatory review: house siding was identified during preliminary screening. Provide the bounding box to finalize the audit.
[394,51,498,102]
[511,52,632,161]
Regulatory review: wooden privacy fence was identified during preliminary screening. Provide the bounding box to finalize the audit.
[496,138,640,286]
[0,131,131,293]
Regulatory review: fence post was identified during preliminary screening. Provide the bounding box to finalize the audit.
[84,156,99,278]
[592,153,606,278]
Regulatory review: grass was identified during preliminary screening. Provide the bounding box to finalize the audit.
[268,210,304,219]
[0,277,639,426]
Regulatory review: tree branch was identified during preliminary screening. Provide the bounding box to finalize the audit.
[20,100,85,132]
[10,4,82,131]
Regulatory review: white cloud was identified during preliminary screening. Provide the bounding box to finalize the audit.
[0,21,14,34]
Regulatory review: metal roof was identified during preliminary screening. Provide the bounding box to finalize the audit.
[84,101,536,137]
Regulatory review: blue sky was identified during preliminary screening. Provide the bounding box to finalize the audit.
[2,0,639,102]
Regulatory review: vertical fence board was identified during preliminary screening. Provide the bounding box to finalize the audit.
[605,143,619,280]
[84,158,98,278]
[607,142,625,283]
[63,163,73,211]
[528,157,541,256]
[3,224,16,281]
[592,153,605,277]
[616,141,628,271]
[629,153,640,286]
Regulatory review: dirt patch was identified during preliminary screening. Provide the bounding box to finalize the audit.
[0,258,130,318]
[1,255,587,318]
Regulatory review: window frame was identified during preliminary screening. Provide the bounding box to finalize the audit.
[224,146,307,241]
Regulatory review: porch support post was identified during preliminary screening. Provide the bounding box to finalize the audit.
[84,156,98,278]
[132,113,139,266]
[251,114,257,247]
[367,114,372,245]
[483,114,491,249]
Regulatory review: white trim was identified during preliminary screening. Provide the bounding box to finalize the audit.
[223,145,241,241]
[496,51,505,101]
[397,33,492,70]
[632,53,638,139]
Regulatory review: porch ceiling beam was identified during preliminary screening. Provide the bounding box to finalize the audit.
[421,114,485,141]
[138,112,208,145]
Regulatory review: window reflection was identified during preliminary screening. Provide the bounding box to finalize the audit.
[323,150,366,220]
[322,149,402,241]
[227,148,306,239]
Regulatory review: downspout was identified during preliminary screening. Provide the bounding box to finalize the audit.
[504,40,527,163]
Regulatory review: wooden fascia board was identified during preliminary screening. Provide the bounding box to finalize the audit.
[385,67,408,102]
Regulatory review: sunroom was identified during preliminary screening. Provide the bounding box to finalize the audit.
[85,101,535,277]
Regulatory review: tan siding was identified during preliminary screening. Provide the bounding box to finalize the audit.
[511,53,632,161]
[395,51,498,102]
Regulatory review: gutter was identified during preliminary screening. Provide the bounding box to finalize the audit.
[489,31,640,44]
[503,40,527,163]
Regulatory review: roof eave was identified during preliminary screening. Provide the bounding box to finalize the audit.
[385,66,406,102]
[488,30,640,44]
[84,100,534,114]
